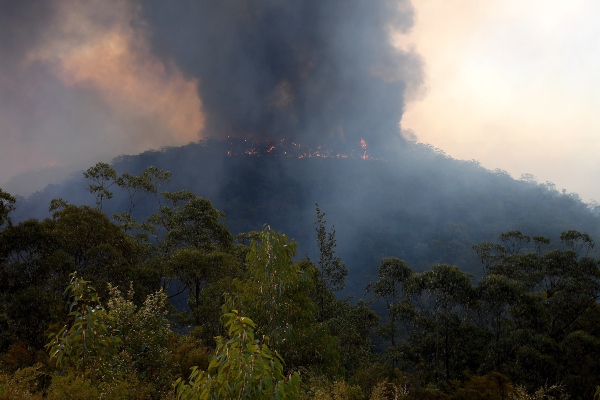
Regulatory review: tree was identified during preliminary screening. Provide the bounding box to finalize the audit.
[0,188,16,228]
[167,248,240,328]
[116,166,172,215]
[46,273,120,383]
[232,226,340,374]
[174,299,301,400]
[49,203,151,298]
[472,230,600,396]
[499,231,531,255]
[403,264,477,382]
[313,204,348,320]
[162,195,233,253]
[366,257,412,348]
[83,162,117,211]
[476,273,524,373]
[560,229,594,257]
[472,242,505,274]
[0,217,64,348]
[106,284,173,397]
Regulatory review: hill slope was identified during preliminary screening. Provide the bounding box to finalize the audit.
[12,139,600,295]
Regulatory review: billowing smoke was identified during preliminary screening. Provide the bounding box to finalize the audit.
[1,0,423,195]
[0,0,204,195]
[140,0,423,152]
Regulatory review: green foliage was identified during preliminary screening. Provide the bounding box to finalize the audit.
[367,257,412,348]
[46,376,100,400]
[325,298,379,376]
[469,230,600,397]
[174,301,301,400]
[163,196,233,253]
[168,249,238,314]
[499,231,531,255]
[106,284,173,396]
[314,204,348,316]
[0,201,152,350]
[0,363,44,399]
[0,232,64,348]
[0,188,15,229]
[169,334,211,380]
[232,226,340,374]
[145,191,239,310]
[116,166,172,215]
[308,379,364,400]
[398,264,477,382]
[368,380,410,400]
[84,162,117,211]
[7,159,600,398]
[46,273,121,382]
[50,204,148,290]
[560,230,594,256]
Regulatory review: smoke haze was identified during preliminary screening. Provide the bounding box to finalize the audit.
[141,0,423,151]
[1,0,423,195]
[0,0,205,194]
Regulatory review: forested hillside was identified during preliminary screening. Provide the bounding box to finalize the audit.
[1,159,600,398]
[13,139,600,295]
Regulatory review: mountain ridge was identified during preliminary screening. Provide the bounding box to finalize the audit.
[10,138,600,296]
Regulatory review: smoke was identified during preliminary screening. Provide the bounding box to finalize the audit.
[0,0,204,194]
[140,0,423,152]
[1,0,423,195]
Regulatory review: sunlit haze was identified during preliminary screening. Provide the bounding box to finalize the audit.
[402,0,600,202]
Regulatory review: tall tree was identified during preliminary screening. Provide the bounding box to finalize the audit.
[83,162,117,211]
[404,264,477,382]
[232,227,340,375]
[366,257,412,348]
[313,204,348,320]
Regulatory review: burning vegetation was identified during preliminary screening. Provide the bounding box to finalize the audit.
[223,137,379,160]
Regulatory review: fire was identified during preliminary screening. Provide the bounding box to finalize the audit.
[221,137,383,161]
[359,138,371,160]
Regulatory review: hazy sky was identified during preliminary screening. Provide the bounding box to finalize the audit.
[0,0,205,195]
[2,0,600,202]
[402,0,600,202]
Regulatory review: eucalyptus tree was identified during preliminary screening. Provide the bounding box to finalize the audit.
[232,227,340,375]
[403,264,477,382]
[313,204,348,321]
[366,257,413,349]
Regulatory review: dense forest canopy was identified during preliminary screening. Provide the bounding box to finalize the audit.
[12,139,600,293]
[1,141,600,398]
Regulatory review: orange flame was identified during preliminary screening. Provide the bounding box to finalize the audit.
[222,138,383,161]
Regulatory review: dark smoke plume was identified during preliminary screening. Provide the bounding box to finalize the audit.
[141,0,423,152]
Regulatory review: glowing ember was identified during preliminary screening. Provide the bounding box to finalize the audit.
[359,139,370,159]
[221,137,383,161]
